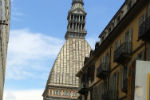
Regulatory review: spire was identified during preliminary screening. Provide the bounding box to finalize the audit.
[65,0,87,39]
[72,0,84,5]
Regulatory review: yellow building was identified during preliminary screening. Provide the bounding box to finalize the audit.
[77,0,150,100]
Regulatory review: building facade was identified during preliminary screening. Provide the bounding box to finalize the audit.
[43,0,91,100]
[77,0,150,100]
[0,0,10,100]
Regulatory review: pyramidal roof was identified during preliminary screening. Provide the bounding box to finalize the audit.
[43,0,91,97]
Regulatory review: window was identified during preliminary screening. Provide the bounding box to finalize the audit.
[139,13,146,26]
[91,65,95,82]
[49,90,52,95]
[136,51,145,60]
[91,83,104,100]
[109,72,118,100]
[82,73,88,84]
[100,50,110,70]
[63,91,70,96]
[114,40,120,52]
[71,15,73,19]
[148,5,150,17]
[123,28,132,43]
[88,65,95,82]
[121,65,128,92]
[54,90,60,95]
[106,50,111,64]
[72,93,78,97]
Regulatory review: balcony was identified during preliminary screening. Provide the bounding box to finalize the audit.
[96,63,110,79]
[102,92,110,100]
[78,83,88,95]
[138,16,150,41]
[114,42,132,63]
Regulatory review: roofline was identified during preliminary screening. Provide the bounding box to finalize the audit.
[99,1,126,38]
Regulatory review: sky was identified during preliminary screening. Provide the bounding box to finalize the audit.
[3,0,124,100]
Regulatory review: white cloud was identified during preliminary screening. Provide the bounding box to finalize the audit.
[7,29,64,80]
[4,90,43,100]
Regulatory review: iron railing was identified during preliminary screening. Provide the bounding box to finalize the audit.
[96,63,110,79]
[78,82,88,95]
[138,16,150,41]
[114,42,132,63]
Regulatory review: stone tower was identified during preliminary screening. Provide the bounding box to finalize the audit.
[42,0,91,100]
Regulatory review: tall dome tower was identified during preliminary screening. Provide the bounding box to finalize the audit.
[43,0,91,100]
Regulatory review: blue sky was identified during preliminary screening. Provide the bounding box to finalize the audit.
[4,0,124,100]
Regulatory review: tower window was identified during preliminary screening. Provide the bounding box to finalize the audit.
[70,23,72,29]
[83,16,85,20]
[71,15,73,19]
[63,91,70,96]
[80,16,82,21]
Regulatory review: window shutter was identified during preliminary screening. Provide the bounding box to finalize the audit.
[139,13,146,25]
[148,6,150,17]
[109,75,113,98]
[128,28,132,42]
[114,72,118,100]
[121,66,128,92]
[114,42,117,51]
[141,51,145,60]
[124,28,132,43]
[103,55,105,64]
[117,40,120,48]
[121,66,124,90]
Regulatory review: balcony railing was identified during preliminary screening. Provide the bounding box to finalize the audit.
[138,16,150,41]
[78,82,88,95]
[102,91,110,100]
[96,63,110,79]
[114,42,132,63]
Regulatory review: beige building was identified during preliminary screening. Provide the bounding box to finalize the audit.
[0,0,10,100]
[42,0,91,100]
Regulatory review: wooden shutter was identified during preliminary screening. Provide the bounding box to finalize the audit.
[113,72,118,100]
[97,83,104,100]
[148,5,150,17]
[121,65,128,92]
[109,75,114,98]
